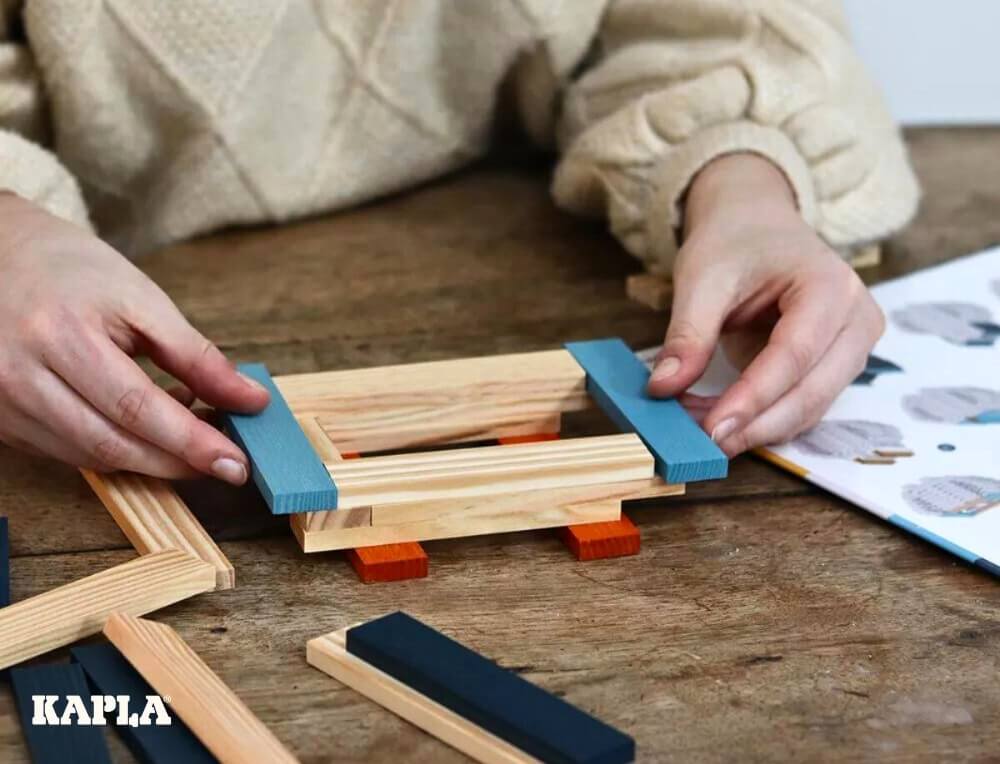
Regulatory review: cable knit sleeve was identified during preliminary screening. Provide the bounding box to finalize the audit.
[0,1,89,229]
[536,0,919,275]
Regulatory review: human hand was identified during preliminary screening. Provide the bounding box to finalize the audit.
[0,193,269,482]
[647,153,885,456]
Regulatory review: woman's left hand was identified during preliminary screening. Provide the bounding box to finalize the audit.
[647,152,885,456]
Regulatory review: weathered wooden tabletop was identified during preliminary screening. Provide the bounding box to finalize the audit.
[1,128,998,762]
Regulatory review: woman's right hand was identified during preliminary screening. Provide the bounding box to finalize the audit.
[0,193,269,483]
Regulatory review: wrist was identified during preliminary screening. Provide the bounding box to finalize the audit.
[683,152,799,237]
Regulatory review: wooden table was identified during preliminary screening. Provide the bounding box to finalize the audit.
[1,128,998,762]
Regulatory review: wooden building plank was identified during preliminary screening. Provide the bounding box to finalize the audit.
[275,350,586,453]
[71,642,215,764]
[558,515,641,561]
[81,469,235,590]
[346,543,429,583]
[344,612,635,764]
[10,662,112,764]
[221,363,338,514]
[308,627,536,764]
[565,339,728,483]
[0,550,215,671]
[104,614,298,764]
[291,479,683,553]
[0,516,8,609]
[325,434,654,509]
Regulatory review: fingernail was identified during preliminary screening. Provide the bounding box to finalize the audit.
[711,417,740,444]
[650,356,681,383]
[211,457,247,485]
[238,372,268,394]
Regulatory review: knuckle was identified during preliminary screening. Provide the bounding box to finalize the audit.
[784,339,815,379]
[90,435,127,469]
[666,318,707,355]
[115,387,148,429]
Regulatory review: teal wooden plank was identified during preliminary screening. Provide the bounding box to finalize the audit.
[565,339,727,483]
[220,363,338,514]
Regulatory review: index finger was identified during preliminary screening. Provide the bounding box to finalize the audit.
[702,281,850,442]
[47,329,250,484]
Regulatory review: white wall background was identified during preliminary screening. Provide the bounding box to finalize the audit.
[844,0,1000,124]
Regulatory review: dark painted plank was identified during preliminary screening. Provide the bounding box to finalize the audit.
[565,338,728,483]
[71,643,215,764]
[347,611,634,764]
[0,517,8,609]
[220,362,339,514]
[10,662,112,764]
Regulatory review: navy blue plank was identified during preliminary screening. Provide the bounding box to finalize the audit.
[347,612,634,764]
[71,643,214,764]
[11,663,112,764]
[0,517,8,609]
[221,363,339,514]
[565,339,727,483]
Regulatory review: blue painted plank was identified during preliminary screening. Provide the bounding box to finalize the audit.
[72,643,215,764]
[220,363,339,514]
[565,339,727,483]
[347,611,635,764]
[11,663,112,764]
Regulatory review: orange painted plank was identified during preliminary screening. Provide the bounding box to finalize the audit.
[346,542,429,583]
[558,514,640,561]
[341,452,362,459]
[496,432,560,445]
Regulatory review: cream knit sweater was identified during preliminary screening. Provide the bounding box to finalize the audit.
[0,0,918,271]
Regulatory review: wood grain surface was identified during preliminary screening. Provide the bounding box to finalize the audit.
[0,129,998,761]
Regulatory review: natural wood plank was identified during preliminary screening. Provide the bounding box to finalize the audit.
[0,550,216,671]
[222,363,338,514]
[81,469,235,590]
[71,642,216,763]
[325,434,654,509]
[291,478,682,552]
[275,350,587,453]
[625,272,673,311]
[308,626,537,764]
[104,613,297,764]
[566,339,728,483]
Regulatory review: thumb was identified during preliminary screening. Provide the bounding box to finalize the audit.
[647,266,735,398]
[140,298,270,414]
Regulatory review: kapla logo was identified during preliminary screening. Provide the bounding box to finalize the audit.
[31,694,172,727]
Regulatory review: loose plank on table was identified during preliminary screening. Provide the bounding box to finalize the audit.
[346,611,635,764]
[72,642,215,764]
[10,662,112,764]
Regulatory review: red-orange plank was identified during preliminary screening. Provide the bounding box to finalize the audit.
[346,542,429,583]
[558,514,640,561]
